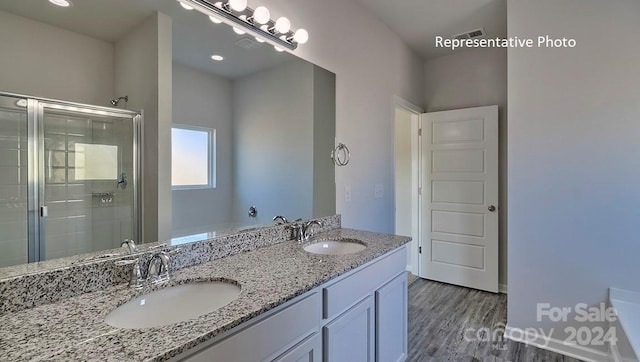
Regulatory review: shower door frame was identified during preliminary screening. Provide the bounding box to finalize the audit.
[1,91,143,263]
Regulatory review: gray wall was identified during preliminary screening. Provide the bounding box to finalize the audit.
[0,10,113,106]
[423,47,508,288]
[171,63,233,235]
[114,12,172,243]
[508,0,640,349]
[232,60,315,225]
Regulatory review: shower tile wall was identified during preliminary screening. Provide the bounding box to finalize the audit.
[0,104,28,268]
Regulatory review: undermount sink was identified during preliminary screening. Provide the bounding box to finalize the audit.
[303,239,367,255]
[105,281,241,329]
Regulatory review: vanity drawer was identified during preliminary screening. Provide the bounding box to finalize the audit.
[183,292,321,362]
[323,246,406,320]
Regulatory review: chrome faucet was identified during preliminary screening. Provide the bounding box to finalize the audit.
[120,239,138,254]
[288,220,324,242]
[273,215,289,225]
[147,251,171,284]
[116,247,181,288]
[301,220,323,241]
[115,257,145,289]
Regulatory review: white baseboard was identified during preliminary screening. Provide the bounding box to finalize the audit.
[504,325,610,362]
[499,283,507,294]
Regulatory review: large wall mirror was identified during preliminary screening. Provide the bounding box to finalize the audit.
[0,0,336,269]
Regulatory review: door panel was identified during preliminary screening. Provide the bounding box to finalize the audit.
[375,273,408,362]
[420,105,498,293]
[0,95,29,267]
[323,296,374,362]
[431,180,484,205]
[431,149,485,173]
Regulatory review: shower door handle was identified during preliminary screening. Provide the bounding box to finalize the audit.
[40,205,48,218]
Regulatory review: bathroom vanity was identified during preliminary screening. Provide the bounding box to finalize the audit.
[0,218,410,361]
[176,242,407,362]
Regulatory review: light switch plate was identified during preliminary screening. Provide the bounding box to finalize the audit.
[374,184,384,198]
[345,185,352,202]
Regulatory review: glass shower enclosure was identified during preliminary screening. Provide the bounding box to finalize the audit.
[0,93,141,268]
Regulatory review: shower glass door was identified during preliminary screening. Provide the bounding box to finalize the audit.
[39,103,139,261]
[0,92,140,268]
[0,95,29,268]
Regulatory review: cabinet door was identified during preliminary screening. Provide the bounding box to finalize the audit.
[375,273,408,362]
[274,333,322,362]
[323,295,375,362]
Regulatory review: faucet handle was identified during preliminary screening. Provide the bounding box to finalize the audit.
[115,258,145,289]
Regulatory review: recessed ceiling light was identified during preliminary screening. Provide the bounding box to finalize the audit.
[211,55,224,61]
[49,0,72,7]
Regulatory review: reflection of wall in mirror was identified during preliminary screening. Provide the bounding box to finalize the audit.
[172,63,233,236]
[171,59,336,235]
[232,60,315,226]
[0,10,113,105]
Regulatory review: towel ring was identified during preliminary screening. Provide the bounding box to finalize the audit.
[331,143,350,166]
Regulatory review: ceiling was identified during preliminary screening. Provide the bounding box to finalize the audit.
[0,0,294,79]
[355,0,507,60]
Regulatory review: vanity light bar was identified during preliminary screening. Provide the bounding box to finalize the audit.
[177,0,304,50]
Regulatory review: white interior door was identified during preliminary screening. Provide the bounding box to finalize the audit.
[419,106,499,293]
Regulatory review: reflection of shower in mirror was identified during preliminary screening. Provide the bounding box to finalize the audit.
[110,95,129,107]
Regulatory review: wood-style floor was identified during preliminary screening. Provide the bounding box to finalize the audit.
[407,278,584,362]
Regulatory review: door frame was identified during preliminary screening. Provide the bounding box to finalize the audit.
[391,96,423,276]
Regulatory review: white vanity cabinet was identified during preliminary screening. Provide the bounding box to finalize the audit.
[177,246,407,362]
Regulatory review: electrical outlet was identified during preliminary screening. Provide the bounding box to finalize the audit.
[374,184,384,198]
[345,185,352,202]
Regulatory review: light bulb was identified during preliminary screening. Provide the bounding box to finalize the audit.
[293,29,309,44]
[179,2,194,10]
[252,6,270,25]
[49,0,72,7]
[211,55,224,61]
[209,15,222,24]
[214,1,223,8]
[228,0,247,12]
[274,45,284,52]
[255,36,265,43]
[275,17,291,33]
[233,27,246,35]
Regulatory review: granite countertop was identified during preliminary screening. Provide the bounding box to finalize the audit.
[0,228,410,361]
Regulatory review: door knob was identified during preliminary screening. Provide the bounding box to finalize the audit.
[488,205,496,212]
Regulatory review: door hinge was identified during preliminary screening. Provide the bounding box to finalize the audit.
[419,246,422,254]
[418,128,422,136]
